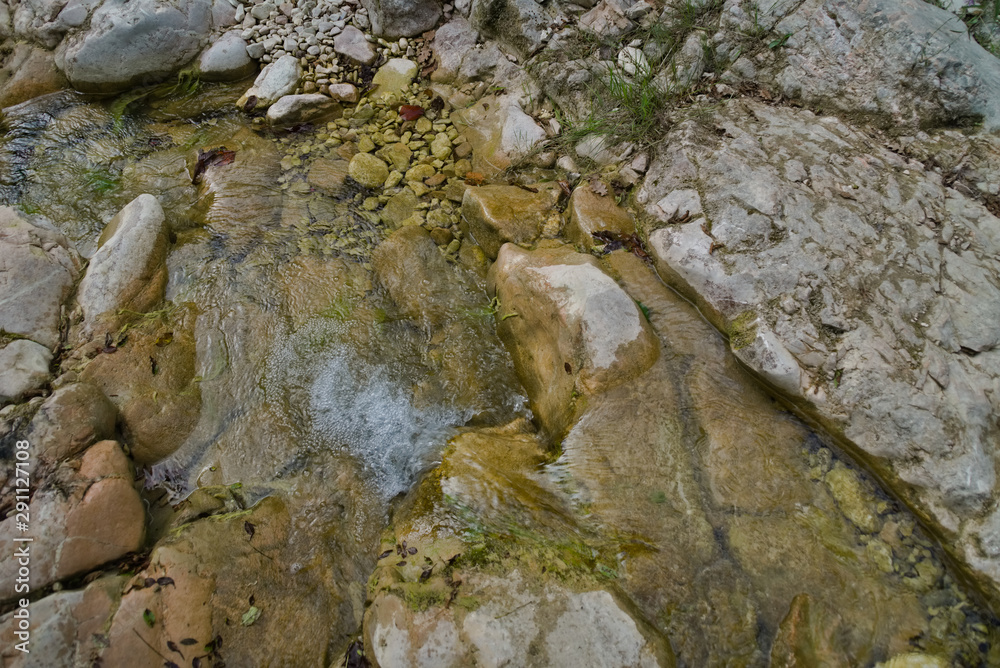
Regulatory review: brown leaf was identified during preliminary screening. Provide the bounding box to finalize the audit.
[399,105,424,121]
[464,172,486,186]
[192,147,237,184]
[244,521,255,540]
[590,179,609,197]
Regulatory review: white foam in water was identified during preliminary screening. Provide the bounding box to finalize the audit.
[308,353,465,499]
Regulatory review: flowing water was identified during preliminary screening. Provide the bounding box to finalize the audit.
[3,83,998,665]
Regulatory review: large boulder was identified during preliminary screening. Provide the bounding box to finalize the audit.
[461,183,561,258]
[637,97,1000,602]
[361,0,442,38]
[722,0,1000,130]
[469,0,554,59]
[0,441,144,594]
[0,207,81,349]
[27,382,118,464]
[487,244,659,437]
[76,194,168,331]
[56,0,214,94]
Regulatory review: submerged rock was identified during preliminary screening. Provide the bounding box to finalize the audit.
[0,207,81,349]
[79,305,200,464]
[77,194,169,331]
[349,152,390,188]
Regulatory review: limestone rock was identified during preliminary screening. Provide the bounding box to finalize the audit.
[236,54,301,109]
[348,152,390,188]
[361,0,442,38]
[56,0,214,94]
[461,183,561,258]
[0,340,52,405]
[452,96,546,176]
[470,0,554,59]
[307,157,349,192]
[487,244,659,436]
[638,97,1000,599]
[429,18,479,84]
[0,207,81,349]
[579,0,635,39]
[198,31,256,81]
[370,58,418,100]
[266,93,340,127]
[725,0,1000,130]
[0,441,144,594]
[566,182,635,247]
[27,382,117,464]
[99,495,345,667]
[79,307,200,464]
[76,194,168,329]
[333,25,377,65]
[365,577,671,667]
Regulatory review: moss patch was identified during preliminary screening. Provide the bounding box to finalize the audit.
[727,310,759,350]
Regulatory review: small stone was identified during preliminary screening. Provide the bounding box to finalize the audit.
[349,152,390,188]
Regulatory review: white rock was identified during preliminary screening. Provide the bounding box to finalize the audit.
[0,339,52,405]
[237,53,301,107]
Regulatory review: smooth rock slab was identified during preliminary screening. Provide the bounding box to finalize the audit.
[77,194,168,330]
[236,54,301,109]
[637,97,1000,602]
[198,30,256,81]
[487,244,659,437]
[0,339,52,405]
[0,208,81,349]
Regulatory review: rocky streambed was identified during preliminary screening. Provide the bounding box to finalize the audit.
[1,0,1000,665]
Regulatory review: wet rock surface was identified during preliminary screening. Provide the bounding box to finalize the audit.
[1,0,1000,663]
[638,97,1000,600]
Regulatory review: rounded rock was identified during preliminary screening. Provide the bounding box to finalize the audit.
[349,152,390,188]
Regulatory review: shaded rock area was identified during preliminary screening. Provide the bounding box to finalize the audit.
[0,340,53,405]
